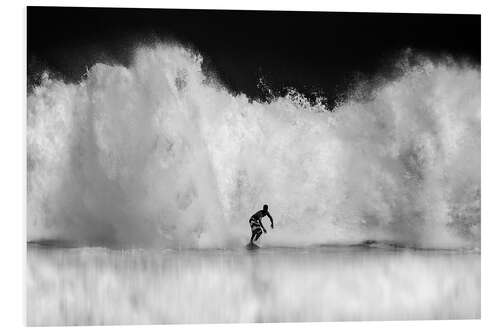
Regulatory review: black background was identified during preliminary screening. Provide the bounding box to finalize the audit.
[28,7,480,107]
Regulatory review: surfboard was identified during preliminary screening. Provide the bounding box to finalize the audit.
[246,243,260,250]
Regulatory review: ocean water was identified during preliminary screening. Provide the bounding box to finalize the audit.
[27,44,480,250]
[27,44,480,325]
[27,245,480,325]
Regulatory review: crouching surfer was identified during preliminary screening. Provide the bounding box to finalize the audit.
[249,204,274,246]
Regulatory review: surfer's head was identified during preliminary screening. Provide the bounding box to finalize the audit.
[263,204,268,212]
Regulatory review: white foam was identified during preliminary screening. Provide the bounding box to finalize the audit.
[27,44,480,249]
[27,247,480,325]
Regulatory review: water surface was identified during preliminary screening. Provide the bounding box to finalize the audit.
[27,245,480,325]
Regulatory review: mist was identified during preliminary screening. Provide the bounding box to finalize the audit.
[27,44,480,249]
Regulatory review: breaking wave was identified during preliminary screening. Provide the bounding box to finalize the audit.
[27,44,480,249]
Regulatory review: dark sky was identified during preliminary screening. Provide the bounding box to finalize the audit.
[27,7,480,106]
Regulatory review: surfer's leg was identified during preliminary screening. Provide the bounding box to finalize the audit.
[254,229,263,241]
[250,219,260,244]
[250,228,259,244]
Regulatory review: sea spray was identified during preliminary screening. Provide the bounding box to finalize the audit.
[27,44,480,249]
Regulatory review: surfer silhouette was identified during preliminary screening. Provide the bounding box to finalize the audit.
[249,204,274,245]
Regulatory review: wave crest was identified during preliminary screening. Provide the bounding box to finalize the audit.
[27,44,480,249]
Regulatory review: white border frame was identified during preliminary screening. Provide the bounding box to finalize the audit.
[2,0,498,332]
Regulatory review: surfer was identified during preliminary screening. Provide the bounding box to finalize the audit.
[249,204,274,245]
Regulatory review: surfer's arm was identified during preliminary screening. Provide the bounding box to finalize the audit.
[267,212,274,228]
